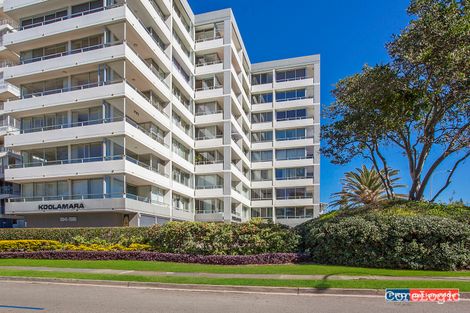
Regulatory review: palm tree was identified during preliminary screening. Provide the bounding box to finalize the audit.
[330,165,404,209]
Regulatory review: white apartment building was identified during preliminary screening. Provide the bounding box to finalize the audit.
[0,0,320,228]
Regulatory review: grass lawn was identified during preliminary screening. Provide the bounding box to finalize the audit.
[0,269,468,291]
[0,259,468,277]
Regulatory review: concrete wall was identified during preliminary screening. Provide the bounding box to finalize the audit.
[24,212,137,228]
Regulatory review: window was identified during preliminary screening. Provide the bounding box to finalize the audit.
[173,86,191,109]
[172,140,191,161]
[276,68,307,82]
[276,128,306,141]
[173,31,191,57]
[22,181,69,200]
[276,148,306,161]
[173,113,191,135]
[72,180,88,197]
[196,175,223,189]
[195,102,222,115]
[276,207,314,219]
[173,167,192,187]
[71,0,103,17]
[195,22,224,42]
[276,109,307,121]
[251,112,273,124]
[196,53,221,66]
[276,89,306,102]
[251,150,273,162]
[251,73,273,85]
[71,106,102,125]
[195,199,223,214]
[148,27,166,50]
[195,76,222,90]
[275,167,313,180]
[71,35,103,51]
[276,188,310,200]
[21,146,68,166]
[252,93,273,104]
[20,42,67,64]
[173,4,191,33]
[173,194,192,212]
[195,126,223,140]
[252,131,273,143]
[21,112,68,133]
[251,169,272,181]
[251,189,272,200]
[21,77,68,98]
[71,142,103,161]
[251,207,273,218]
[20,9,67,30]
[89,179,103,199]
[195,151,223,164]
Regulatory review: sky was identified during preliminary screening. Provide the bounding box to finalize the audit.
[188,0,469,204]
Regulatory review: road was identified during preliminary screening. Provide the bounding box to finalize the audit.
[0,281,468,313]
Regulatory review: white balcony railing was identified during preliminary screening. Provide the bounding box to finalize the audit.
[17,3,124,31]
[8,192,168,207]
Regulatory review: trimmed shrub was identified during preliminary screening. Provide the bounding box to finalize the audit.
[316,200,470,224]
[0,251,307,265]
[146,219,299,255]
[0,227,149,244]
[0,220,299,255]
[0,240,62,252]
[62,243,151,251]
[300,214,470,270]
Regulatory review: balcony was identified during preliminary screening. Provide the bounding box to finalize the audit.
[274,175,315,188]
[7,117,170,157]
[274,93,316,109]
[194,185,224,198]
[274,135,316,149]
[6,192,170,217]
[194,134,223,149]
[0,116,19,135]
[195,211,224,222]
[6,155,169,187]
[195,59,223,76]
[4,3,126,46]
[172,6,193,45]
[194,110,223,125]
[195,83,223,101]
[195,24,224,51]
[20,5,121,32]
[7,45,171,101]
[0,82,20,100]
[195,159,223,174]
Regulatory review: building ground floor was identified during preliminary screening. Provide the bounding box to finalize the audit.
[18,212,171,228]
[4,194,320,228]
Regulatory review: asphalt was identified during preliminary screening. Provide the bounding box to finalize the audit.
[1,266,469,282]
[0,280,468,313]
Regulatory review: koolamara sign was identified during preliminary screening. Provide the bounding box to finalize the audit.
[38,203,85,210]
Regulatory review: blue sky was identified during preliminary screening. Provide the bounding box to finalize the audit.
[189,0,469,204]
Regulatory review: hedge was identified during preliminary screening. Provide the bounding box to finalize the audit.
[0,240,62,252]
[0,240,151,252]
[300,214,470,270]
[0,251,307,265]
[0,220,299,255]
[146,220,299,255]
[0,227,148,244]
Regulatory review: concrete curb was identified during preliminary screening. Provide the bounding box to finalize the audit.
[1,276,469,299]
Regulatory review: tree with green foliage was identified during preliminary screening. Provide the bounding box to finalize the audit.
[323,0,469,201]
[331,165,404,209]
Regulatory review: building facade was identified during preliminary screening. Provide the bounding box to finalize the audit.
[0,0,320,228]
